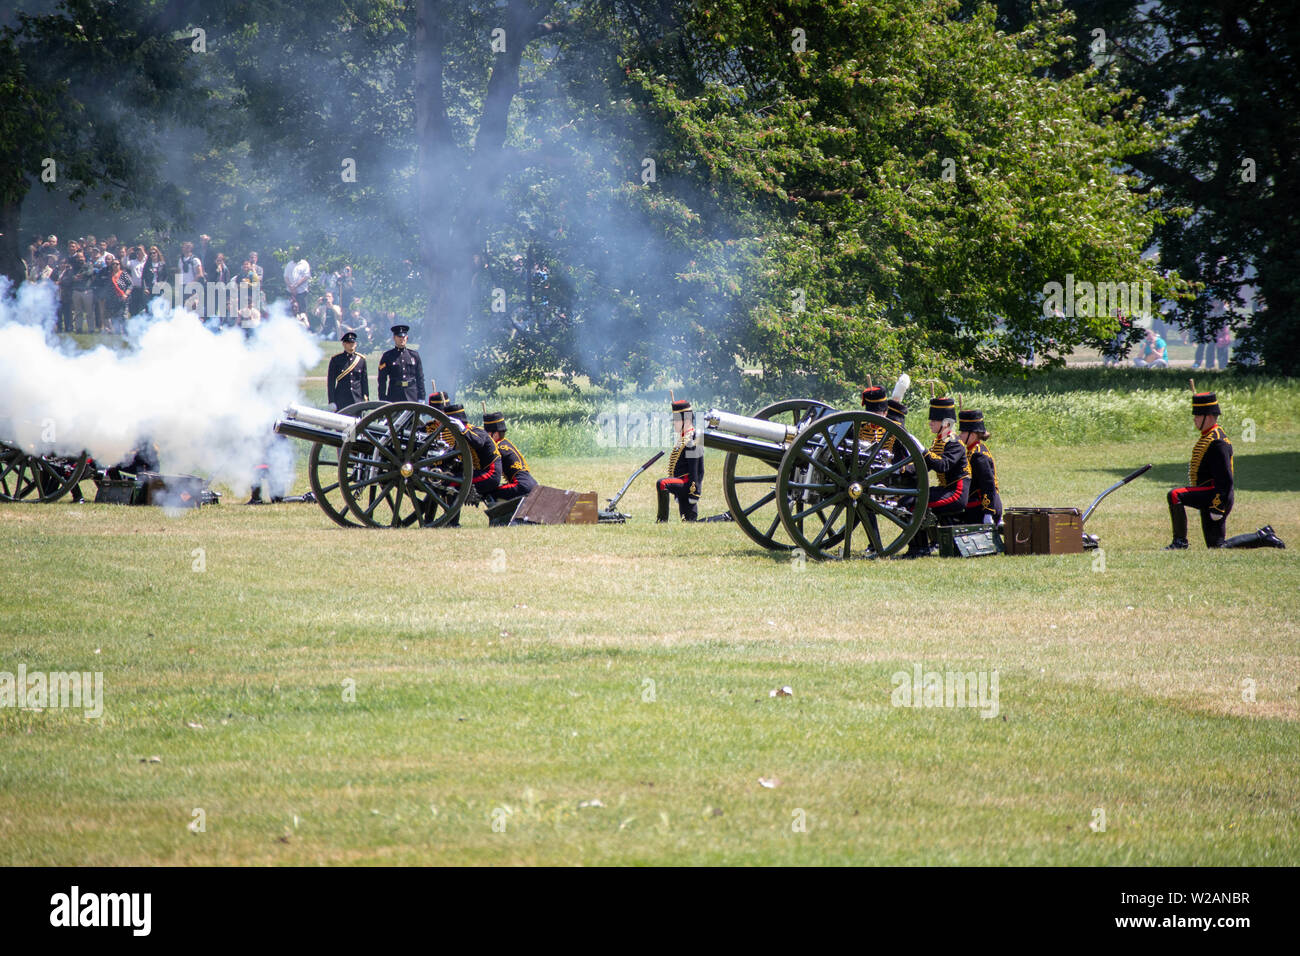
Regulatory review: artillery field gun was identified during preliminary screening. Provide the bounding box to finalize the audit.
[701,398,930,560]
[274,400,472,527]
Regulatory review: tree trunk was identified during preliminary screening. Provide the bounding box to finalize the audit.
[0,196,25,289]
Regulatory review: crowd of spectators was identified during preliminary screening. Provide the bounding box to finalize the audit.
[20,231,388,346]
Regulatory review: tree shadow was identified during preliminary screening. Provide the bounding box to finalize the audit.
[1087,451,1300,493]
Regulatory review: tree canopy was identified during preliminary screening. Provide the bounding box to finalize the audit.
[10,0,1291,386]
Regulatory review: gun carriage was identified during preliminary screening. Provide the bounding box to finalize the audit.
[274,400,474,528]
[0,440,92,503]
[701,399,930,560]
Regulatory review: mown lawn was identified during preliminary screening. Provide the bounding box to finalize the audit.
[1,371,1296,865]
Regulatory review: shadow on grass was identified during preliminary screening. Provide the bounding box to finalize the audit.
[1087,451,1300,493]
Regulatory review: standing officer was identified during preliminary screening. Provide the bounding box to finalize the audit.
[483,411,537,501]
[326,330,368,411]
[377,323,424,403]
[1166,391,1285,550]
[957,408,1002,527]
[657,398,703,522]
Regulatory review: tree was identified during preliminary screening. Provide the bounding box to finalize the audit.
[1,0,202,285]
[628,0,1186,388]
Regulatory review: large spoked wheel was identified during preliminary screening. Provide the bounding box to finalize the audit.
[308,400,386,527]
[721,398,836,551]
[775,411,928,560]
[0,442,90,503]
[338,402,472,528]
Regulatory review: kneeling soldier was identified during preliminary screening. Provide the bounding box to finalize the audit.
[657,398,703,522]
[901,395,971,556]
[483,411,537,501]
[1166,391,1285,550]
[445,402,502,501]
[958,409,1002,527]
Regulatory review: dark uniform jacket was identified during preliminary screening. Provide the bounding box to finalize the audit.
[327,350,369,410]
[667,429,703,500]
[1188,425,1234,516]
[922,432,971,509]
[963,440,1002,522]
[377,345,424,403]
[496,437,537,495]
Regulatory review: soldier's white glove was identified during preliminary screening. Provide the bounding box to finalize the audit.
[1210,512,1224,520]
[983,513,994,526]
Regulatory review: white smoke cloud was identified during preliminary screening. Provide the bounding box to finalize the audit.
[0,278,319,491]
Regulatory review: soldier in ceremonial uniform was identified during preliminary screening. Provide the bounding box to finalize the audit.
[1166,391,1284,550]
[377,324,424,403]
[444,402,502,500]
[657,398,703,522]
[899,395,971,556]
[483,411,537,501]
[957,409,1002,527]
[326,331,368,411]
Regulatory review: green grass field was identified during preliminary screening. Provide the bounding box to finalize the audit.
[2,365,1297,865]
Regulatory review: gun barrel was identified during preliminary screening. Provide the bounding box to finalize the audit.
[703,409,798,444]
[283,402,359,432]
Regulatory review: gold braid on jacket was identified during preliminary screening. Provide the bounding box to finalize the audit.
[1189,425,1226,484]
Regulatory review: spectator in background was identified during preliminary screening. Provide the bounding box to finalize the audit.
[1215,324,1233,369]
[247,251,263,284]
[197,234,216,277]
[69,253,93,332]
[178,241,204,314]
[105,258,132,333]
[91,251,113,332]
[147,247,167,303]
[210,253,233,323]
[338,265,356,314]
[1133,328,1169,368]
[56,258,77,332]
[312,292,343,338]
[125,245,147,316]
[284,257,312,318]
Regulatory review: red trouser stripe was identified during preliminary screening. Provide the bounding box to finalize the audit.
[658,476,690,489]
[1169,484,1213,504]
[471,461,498,483]
[931,477,967,509]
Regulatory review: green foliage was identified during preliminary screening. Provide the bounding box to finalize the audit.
[634,0,1188,378]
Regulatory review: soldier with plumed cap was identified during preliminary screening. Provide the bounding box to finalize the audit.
[377,324,424,403]
[1166,391,1284,550]
[326,330,369,411]
[657,398,703,521]
[957,409,1002,527]
[483,411,537,501]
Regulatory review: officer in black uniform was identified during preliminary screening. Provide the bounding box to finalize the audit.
[657,398,703,522]
[1166,391,1284,550]
[377,324,424,403]
[957,409,1002,527]
[326,331,368,411]
[483,411,537,501]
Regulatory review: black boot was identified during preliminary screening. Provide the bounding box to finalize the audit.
[656,487,670,523]
[1220,526,1286,549]
[681,500,698,522]
[1164,538,1188,550]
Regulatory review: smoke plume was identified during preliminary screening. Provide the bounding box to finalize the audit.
[0,278,319,491]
